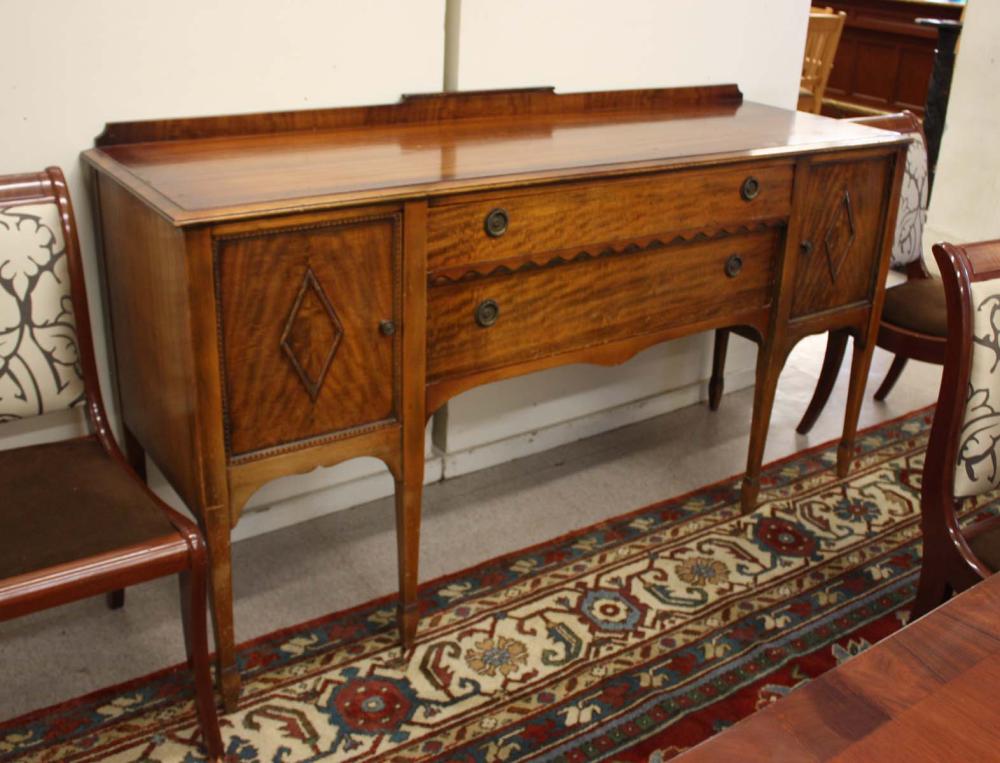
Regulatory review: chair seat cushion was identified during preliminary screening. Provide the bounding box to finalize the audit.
[882,277,947,337]
[0,437,177,580]
[968,518,1000,574]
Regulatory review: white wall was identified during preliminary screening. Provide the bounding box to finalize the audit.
[925,1,1000,246]
[454,0,806,106]
[1,1,810,539]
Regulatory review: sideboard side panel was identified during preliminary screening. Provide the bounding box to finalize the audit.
[95,176,205,510]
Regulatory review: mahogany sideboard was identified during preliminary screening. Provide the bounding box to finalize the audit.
[82,85,907,710]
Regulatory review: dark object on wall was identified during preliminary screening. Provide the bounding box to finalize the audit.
[820,0,964,119]
[916,18,962,194]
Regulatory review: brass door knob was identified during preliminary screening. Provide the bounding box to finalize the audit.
[379,319,396,336]
[740,176,761,201]
[724,254,744,278]
[475,299,500,327]
[484,208,509,238]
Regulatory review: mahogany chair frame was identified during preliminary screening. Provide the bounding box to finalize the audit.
[0,168,223,759]
[911,240,1000,619]
[708,111,940,435]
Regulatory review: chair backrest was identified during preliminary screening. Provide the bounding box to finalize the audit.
[847,111,928,269]
[927,240,1000,500]
[800,8,846,114]
[0,168,102,428]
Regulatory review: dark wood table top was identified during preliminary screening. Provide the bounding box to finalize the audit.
[676,572,1000,762]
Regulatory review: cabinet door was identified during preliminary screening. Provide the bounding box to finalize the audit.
[791,155,894,319]
[215,211,400,458]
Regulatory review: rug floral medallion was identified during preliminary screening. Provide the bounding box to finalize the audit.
[3,408,997,762]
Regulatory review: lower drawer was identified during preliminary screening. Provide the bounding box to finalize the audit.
[427,227,782,381]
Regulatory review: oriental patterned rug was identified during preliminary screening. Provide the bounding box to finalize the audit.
[3,407,996,762]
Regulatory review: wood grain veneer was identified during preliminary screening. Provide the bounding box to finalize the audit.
[427,227,782,381]
[426,162,793,275]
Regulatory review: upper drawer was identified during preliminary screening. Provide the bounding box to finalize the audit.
[427,162,794,275]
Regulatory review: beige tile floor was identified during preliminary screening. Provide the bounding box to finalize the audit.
[0,334,940,721]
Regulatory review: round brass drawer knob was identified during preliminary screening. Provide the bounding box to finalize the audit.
[379,319,396,336]
[475,299,500,328]
[740,176,761,201]
[484,208,509,238]
[724,254,744,278]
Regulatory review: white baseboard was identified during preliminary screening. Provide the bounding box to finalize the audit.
[230,367,756,541]
[441,367,756,478]
[232,455,445,542]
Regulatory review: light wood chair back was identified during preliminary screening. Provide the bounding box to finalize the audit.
[799,7,846,114]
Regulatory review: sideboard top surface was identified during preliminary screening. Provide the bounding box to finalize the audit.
[83,85,908,226]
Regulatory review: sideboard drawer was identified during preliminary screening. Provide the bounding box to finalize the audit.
[427,227,782,381]
[791,155,894,319]
[426,163,794,275]
[214,211,401,458]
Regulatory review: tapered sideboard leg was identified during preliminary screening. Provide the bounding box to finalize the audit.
[741,340,787,513]
[395,461,424,649]
[202,504,241,712]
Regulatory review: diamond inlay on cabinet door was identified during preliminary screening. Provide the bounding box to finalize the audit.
[791,157,893,319]
[822,190,857,283]
[279,269,344,401]
[215,212,400,458]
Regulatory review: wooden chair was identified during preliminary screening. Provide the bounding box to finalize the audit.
[0,168,223,759]
[798,7,846,114]
[911,240,1000,619]
[708,112,940,436]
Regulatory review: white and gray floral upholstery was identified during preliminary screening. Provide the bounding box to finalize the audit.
[889,130,928,268]
[0,202,84,422]
[955,280,1000,496]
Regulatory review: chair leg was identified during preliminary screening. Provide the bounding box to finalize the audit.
[179,564,225,761]
[796,330,849,435]
[106,589,125,610]
[708,329,730,411]
[873,354,908,401]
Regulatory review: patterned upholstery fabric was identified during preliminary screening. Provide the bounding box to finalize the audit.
[0,202,84,422]
[955,279,1000,496]
[889,130,928,268]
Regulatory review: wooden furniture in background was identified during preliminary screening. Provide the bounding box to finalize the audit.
[799,7,847,114]
[911,240,1000,619]
[675,569,1000,761]
[820,0,965,118]
[0,168,222,758]
[916,16,963,192]
[82,85,907,709]
[712,111,940,433]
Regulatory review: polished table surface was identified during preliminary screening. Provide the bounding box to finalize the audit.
[88,87,901,225]
[676,573,1000,761]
